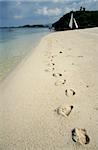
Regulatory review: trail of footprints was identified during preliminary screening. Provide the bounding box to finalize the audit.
[45,50,90,146]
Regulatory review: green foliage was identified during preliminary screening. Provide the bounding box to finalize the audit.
[52,11,98,31]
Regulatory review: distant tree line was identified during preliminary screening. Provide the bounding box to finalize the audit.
[80,6,86,12]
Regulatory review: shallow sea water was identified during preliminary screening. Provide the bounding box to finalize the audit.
[0,28,50,80]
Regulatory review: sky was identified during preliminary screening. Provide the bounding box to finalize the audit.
[0,0,98,27]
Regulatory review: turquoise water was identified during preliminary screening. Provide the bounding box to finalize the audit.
[0,28,50,80]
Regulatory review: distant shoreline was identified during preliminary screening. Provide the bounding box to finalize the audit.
[0,24,50,29]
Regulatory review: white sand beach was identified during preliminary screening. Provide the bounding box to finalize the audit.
[0,28,98,150]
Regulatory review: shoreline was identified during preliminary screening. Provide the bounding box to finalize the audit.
[0,28,50,82]
[0,27,98,150]
[0,37,40,84]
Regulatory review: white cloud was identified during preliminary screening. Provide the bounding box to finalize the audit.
[36,7,62,16]
[14,15,23,19]
[16,1,21,5]
[35,0,64,2]
[3,0,65,3]
[2,0,98,2]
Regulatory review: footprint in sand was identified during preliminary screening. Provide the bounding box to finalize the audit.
[86,85,89,88]
[65,89,76,96]
[53,73,57,77]
[55,105,73,117]
[58,73,62,76]
[45,69,50,72]
[78,56,84,58]
[45,67,52,72]
[72,128,90,145]
[52,73,63,77]
[52,63,55,66]
[59,51,63,54]
[51,54,57,58]
[55,79,66,85]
